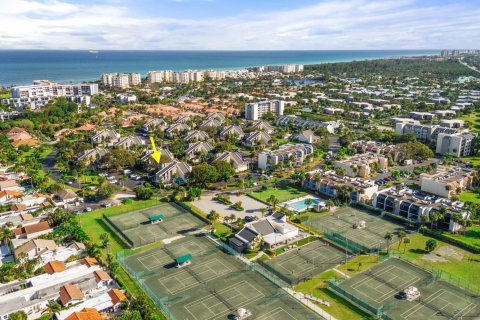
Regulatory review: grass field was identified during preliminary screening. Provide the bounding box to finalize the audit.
[294,270,374,320]
[441,226,480,249]
[459,191,480,203]
[459,111,480,132]
[247,185,307,203]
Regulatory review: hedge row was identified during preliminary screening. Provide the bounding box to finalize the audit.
[422,228,480,254]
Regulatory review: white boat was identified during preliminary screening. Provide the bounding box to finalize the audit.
[89,50,99,53]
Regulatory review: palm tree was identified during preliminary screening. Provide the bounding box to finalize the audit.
[260,207,267,218]
[326,199,335,211]
[402,237,410,253]
[42,301,62,319]
[206,210,220,231]
[430,210,444,229]
[384,232,394,254]
[267,195,279,211]
[120,174,128,189]
[397,230,406,250]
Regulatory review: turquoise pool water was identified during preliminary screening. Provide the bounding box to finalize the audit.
[288,198,325,212]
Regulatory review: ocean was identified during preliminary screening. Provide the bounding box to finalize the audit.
[0,50,439,86]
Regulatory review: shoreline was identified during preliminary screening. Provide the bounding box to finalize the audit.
[0,50,439,86]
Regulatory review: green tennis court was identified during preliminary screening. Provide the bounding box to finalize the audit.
[331,258,480,320]
[259,240,346,285]
[119,235,322,320]
[105,203,205,247]
[303,206,404,252]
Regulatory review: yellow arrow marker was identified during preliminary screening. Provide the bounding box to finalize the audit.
[150,136,161,163]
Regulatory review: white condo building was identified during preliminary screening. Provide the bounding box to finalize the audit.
[101,73,140,88]
[245,100,285,120]
[11,80,98,98]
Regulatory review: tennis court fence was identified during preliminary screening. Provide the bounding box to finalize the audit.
[104,214,135,247]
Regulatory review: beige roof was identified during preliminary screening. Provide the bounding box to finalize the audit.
[14,239,57,257]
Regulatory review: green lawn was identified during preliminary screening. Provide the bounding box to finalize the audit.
[247,185,307,204]
[459,191,480,204]
[459,111,480,132]
[443,226,480,249]
[459,156,480,167]
[391,233,480,286]
[294,270,374,320]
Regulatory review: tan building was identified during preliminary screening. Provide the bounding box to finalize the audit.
[420,166,474,198]
[334,153,388,178]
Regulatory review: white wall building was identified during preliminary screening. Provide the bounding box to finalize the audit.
[245,100,284,120]
[11,81,98,99]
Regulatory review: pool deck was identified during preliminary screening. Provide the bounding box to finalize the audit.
[281,195,325,213]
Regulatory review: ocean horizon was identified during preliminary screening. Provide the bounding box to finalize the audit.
[0,49,439,86]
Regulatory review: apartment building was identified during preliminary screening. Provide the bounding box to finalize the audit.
[334,153,388,178]
[420,166,474,198]
[262,64,304,73]
[302,169,378,202]
[245,100,284,120]
[372,187,468,232]
[395,123,459,142]
[258,143,313,170]
[436,131,477,157]
[101,73,140,88]
[11,80,98,99]
[147,70,174,83]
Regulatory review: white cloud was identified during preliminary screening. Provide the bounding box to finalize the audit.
[0,0,479,49]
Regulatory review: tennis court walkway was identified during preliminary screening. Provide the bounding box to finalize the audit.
[208,235,338,320]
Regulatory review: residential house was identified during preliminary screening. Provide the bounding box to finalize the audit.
[94,270,113,288]
[184,130,210,142]
[76,148,108,166]
[165,123,190,138]
[44,261,67,275]
[295,130,319,144]
[154,161,192,185]
[13,221,52,240]
[64,308,102,320]
[185,142,213,162]
[59,284,85,306]
[14,239,57,260]
[141,118,168,133]
[214,151,249,173]
[0,180,20,191]
[243,131,272,148]
[200,118,222,128]
[91,130,120,146]
[229,215,298,252]
[251,120,274,134]
[219,125,244,140]
[114,136,145,149]
[207,112,225,123]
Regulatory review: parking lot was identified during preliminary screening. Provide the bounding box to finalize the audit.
[192,192,268,220]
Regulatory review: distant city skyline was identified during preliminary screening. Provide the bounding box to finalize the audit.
[0,0,479,50]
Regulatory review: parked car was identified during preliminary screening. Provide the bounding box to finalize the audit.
[102,202,112,208]
[244,216,254,222]
[85,207,92,212]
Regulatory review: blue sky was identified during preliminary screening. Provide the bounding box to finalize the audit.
[0,0,479,50]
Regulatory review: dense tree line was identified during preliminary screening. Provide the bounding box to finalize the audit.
[305,58,478,80]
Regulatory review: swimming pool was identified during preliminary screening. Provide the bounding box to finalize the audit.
[283,196,326,212]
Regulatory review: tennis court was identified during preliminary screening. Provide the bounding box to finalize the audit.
[259,240,346,285]
[303,206,404,252]
[105,203,205,247]
[120,235,321,320]
[331,258,480,320]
